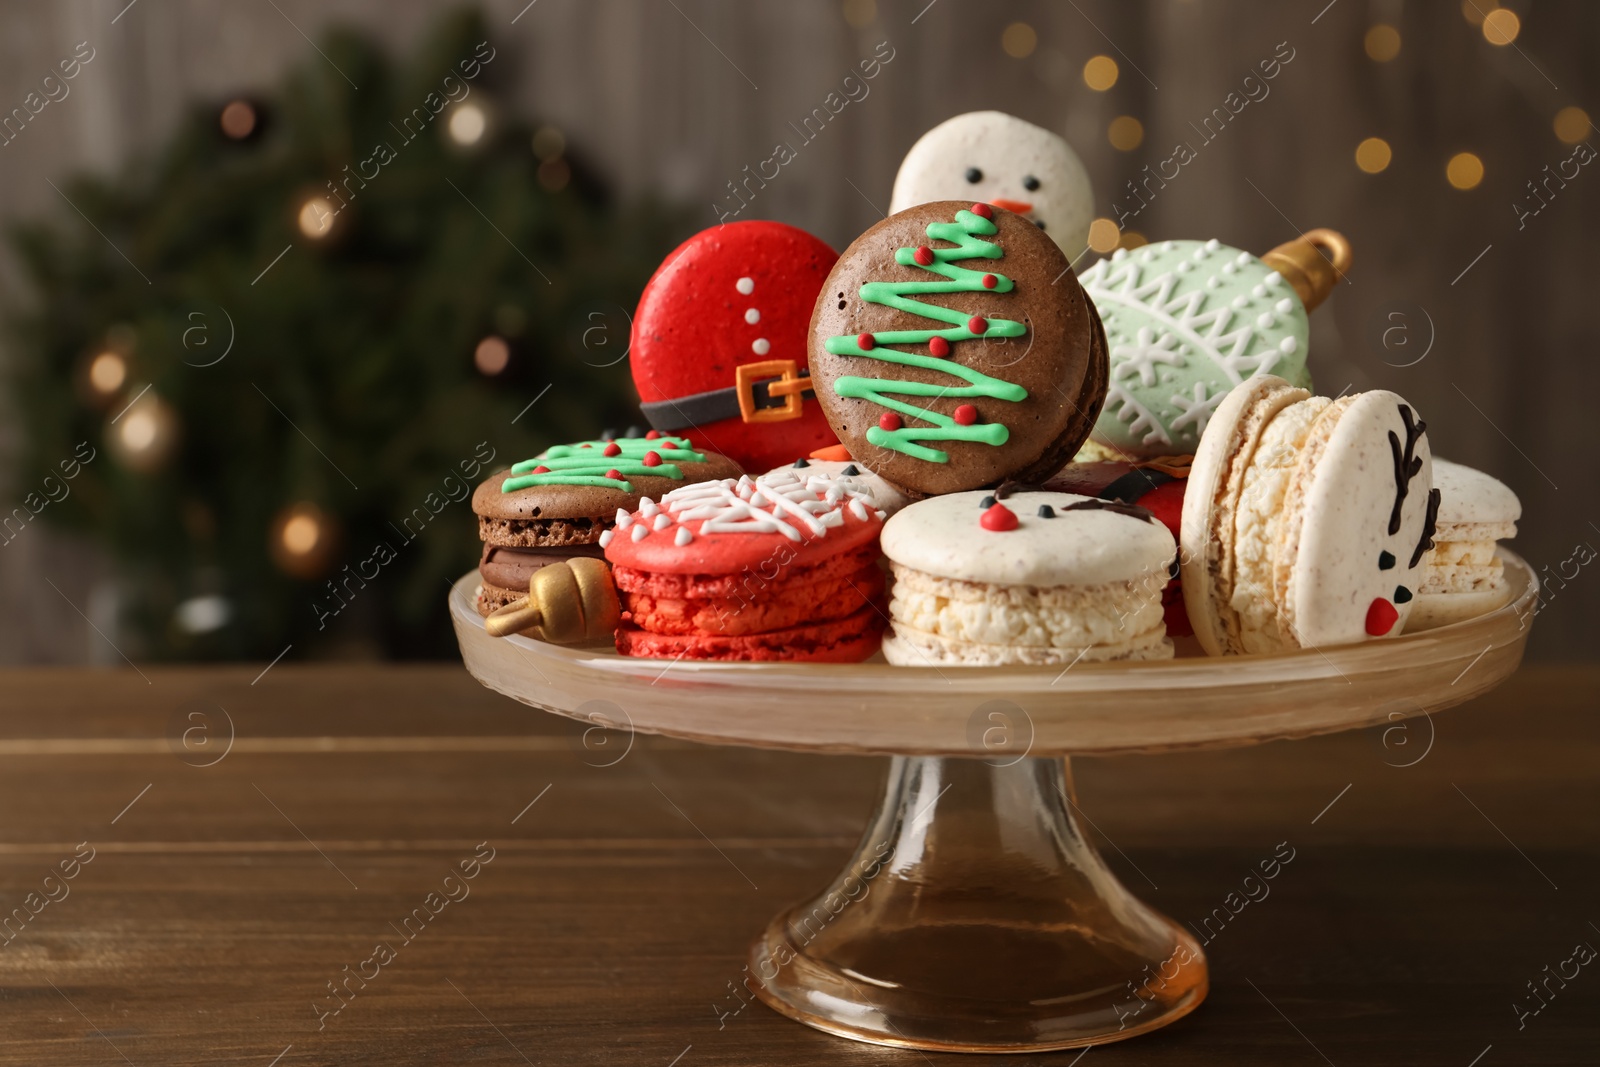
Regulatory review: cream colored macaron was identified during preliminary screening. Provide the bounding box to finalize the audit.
[1181,376,1441,655]
[880,489,1176,666]
[1407,458,1521,631]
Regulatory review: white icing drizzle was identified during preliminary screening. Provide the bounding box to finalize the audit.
[652,469,881,546]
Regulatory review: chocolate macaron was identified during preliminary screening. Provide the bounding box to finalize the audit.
[472,432,742,615]
[808,201,1108,496]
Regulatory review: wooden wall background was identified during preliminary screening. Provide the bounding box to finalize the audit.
[0,0,1595,661]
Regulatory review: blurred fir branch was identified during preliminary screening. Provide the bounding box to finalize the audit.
[3,8,686,660]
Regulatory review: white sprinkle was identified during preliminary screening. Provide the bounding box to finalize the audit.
[653,513,671,530]
[1257,312,1275,329]
[1112,248,1128,261]
[1175,261,1192,274]
[616,510,633,529]
[875,510,886,521]
[736,276,754,295]
[1204,238,1221,251]
[1235,251,1251,265]
[1279,336,1298,354]
[1206,276,1222,290]
[744,308,760,324]
[1265,271,1284,287]
[598,529,614,548]
[1222,263,1237,275]
[631,523,648,542]
[1276,297,1295,313]
[1192,246,1209,261]
[675,527,693,546]
[1252,284,1268,298]
[849,499,869,521]
[1231,295,1249,310]
[751,338,770,355]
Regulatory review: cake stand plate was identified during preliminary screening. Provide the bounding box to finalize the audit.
[450,551,1535,1053]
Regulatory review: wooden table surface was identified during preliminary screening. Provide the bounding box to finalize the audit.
[0,663,1594,1066]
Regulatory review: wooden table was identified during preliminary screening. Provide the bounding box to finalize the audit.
[0,664,1593,1065]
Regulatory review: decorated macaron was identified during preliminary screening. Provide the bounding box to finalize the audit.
[630,221,841,472]
[762,456,913,517]
[1180,376,1440,656]
[1045,459,1191,635]
[809,200,1109,496]
[471,432,741,615]
[1080,231,1349,457]
[1407,459,1521,631]
[879,489,1177,666]
[890,110,1095,256]
[602,469,888,662]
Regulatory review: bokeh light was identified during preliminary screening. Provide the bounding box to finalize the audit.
[1446,151,1485,190]
[1087,218,1121,253]
[1356,137,1393,173]
[1364,24,1401,62]
[1001,22,1037,58]
[1083,55,1118,91]
[1482,7,1520,45]
[1553,106,1591,145]
[1108,116,1144,151]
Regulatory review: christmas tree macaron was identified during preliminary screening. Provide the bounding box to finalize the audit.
[809,200,1108,496]
[1180,375,1440,656]
[1080,229,1350,458]
[630,221,841,473]
[471,431,742,616]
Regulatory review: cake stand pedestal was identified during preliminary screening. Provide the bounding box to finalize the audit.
[449,551,1535,1053]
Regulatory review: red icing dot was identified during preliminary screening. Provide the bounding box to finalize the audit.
[645,429,660,440]
[580,442,594,449]
[980,502,1018,531]
[603,441,621,457]
[928,336,951,357]
[913,246,934,266]
[604,469,622,481]
[642,451,662,467]
[953,404,978,426]
[967,316,987,335]
[661,440,678,450]
[971,202,993,219]
[1365,598,1399,636]
[532,465,550,474]
[981,273,998,289]
[857,332,876,351]
[878,412,902,432]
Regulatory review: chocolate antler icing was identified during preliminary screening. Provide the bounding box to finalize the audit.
[1386,405,1426,536]
[1410,488,1441,568]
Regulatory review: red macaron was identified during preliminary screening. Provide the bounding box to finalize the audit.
[601,469,887,661]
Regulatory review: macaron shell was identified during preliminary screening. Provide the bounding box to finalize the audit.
[630,221,840,471]
[1081,239,1311,457]
[1280,391,1435,647]
[809,201,1107,495]
[1180,375,1310,656]
[881,490,1175,588]
[1431,458,1521,526]
[472,449,743,522]
[614,607,884,662]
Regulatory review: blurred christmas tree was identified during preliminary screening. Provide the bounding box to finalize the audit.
[4,8,683,660]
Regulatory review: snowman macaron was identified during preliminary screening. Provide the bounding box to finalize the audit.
[890,111,1094,257]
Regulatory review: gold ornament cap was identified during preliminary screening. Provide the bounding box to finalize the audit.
[1260,228,1352,312]
[484,557,621,643]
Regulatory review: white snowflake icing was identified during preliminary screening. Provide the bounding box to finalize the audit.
[1168,381,1226,437]
[1110,325,1185,387]
[1104,383,1174,448]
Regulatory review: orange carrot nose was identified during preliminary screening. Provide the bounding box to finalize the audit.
[990,198,1034,214]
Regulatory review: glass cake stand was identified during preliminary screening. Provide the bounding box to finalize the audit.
[449,550,1536,1053]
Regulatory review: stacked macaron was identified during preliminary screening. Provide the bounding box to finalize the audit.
[601,469,889,661]
[880,491,1178,666]
[1181,376,1440,655]
[471,432,741,615]
[1407,459,1521,631]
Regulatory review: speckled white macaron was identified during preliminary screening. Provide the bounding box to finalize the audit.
[763,457,913,516]
[880,489,1177,666]
[1181,376,1441,655]
[1407,459,1521,631]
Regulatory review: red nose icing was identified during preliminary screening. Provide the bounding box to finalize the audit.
[1365,598,1399,636]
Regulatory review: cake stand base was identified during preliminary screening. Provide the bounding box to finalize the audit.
[747,755,1206,1052]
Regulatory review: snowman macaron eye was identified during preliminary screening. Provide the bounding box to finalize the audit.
[1023,175,1041,191]
[965,167,983,183]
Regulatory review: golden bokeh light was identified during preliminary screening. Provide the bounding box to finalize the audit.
[474,336,511,376]
[1446,151,1485,190]
[88,352,127,395]
[1364,24,1401,62]
[842,0,875,29]
[1461,0,1489,26]
[1083,55,1118,91]
[1119,231,1148,251]
[1001,22,1037,59]
[1108,116,1144,151]
[219,100,258,140]
[1482,7,1520,45]
[297,196,336,239]
[1355,137,1393,174]
[1553,106,1591,145]
[447,103,487,145]
[1087,218,1121,254]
